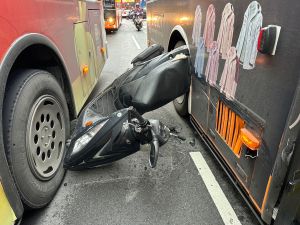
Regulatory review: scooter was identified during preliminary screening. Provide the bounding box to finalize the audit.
[134,12,143,31]
[64,44,191,170]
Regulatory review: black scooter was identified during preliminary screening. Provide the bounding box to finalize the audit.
[64,44,191,170]
[133,12,143,31]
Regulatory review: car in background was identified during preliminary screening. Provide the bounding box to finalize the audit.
[122,9,130,18]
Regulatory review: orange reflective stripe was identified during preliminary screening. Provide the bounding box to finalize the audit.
[218,102,223,132]
[228,111,236,148]
[215,101,245,156]
[233,135,243,155]
[215,101,219,130]
[221,105,228,137]
[232,116,240,147]
[226,110,232,142]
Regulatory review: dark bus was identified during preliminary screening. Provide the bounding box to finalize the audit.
[147,0,300,224]
[104,0,122,31]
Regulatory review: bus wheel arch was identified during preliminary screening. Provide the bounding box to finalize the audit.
[1,34,76,121]
[168,27,191,116]
[7,44,76,121]
[167,25,190,51]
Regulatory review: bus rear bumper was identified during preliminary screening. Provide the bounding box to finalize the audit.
[105,21,118,31]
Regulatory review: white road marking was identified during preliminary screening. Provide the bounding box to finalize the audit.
[190,152,242,225]
[132,35,141,50]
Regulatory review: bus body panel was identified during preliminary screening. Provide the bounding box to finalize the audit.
[0,0,107,220]
[0,0,107,113]
[147,0,300,223]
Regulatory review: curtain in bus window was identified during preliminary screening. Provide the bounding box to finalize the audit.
[194,37,205,78]
[205,41,219,86]
[236,1,263,70]
[192,5,202,47]
[217,3,234,59]
[219,46,239,100]
[203,4,216,51]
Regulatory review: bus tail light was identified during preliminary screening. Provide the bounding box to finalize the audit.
[107,17,115,25]
[240,128,260,150]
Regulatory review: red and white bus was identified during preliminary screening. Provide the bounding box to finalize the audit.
[104,0,123,31]
[0,0,107,224]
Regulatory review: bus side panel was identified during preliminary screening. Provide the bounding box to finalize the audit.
[191,77,209,131]
[228,0,300,208]
[0,0,106,114]
[147,0,169,48]
[147,0,300,218]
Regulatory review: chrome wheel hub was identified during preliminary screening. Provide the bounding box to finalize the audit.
[27,95,65,180]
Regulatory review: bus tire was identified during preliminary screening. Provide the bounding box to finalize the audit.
[3,69,70,209]
[173,92,189,117]
[172,40,189,117]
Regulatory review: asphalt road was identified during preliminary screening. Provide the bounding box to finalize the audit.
[22,19,260,225]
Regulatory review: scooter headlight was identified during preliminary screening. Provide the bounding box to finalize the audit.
[72,120,108,155]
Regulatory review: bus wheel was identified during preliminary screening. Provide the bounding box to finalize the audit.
[173,92,189,117]
[3,69,70,209]
[173,41,189,116]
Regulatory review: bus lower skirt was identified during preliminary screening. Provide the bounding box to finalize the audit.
[190,115,266,225]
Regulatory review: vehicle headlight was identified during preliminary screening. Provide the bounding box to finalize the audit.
[72,120,108,155]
